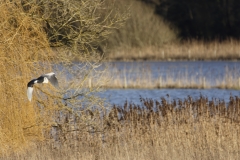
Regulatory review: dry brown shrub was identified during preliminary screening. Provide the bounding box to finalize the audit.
[0,0,123,155]
[0,1,56,154]
[19,0,128,59]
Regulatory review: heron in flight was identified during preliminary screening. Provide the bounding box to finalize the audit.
[27,72,59,101]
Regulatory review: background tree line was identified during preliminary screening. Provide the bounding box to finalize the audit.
[141,0,240,40]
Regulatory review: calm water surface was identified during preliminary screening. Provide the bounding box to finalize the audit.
[98,88,240,105]
[56,61,240,105]
[99,61,240,104]
[103,61,240,86]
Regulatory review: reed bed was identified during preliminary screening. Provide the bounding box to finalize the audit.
[106,40,240,61]
[4,95,240,159]
[93,63,240,89]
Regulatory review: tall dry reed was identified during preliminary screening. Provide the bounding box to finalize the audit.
[3,95,240,159]
[88,63,240,89]
[107,39,240,60]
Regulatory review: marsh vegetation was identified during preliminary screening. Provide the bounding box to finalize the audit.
[1,0,240,159]
[105,40,240,61]
[4,95,240,159]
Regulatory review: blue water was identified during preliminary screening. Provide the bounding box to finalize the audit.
[54,61,240,105]
[97,88,240,105]
[102,61,240,87]
[104,61,240,76]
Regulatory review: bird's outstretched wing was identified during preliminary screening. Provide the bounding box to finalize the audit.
[27,79,37,101]
[43,72,59,88]
[27,87,33,101]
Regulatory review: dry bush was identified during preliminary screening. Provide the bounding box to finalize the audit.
[0,0,126,155]
[20,0,128,58]
[102,0,178,56]
[0,1,55,154]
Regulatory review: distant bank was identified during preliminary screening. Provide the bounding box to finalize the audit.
[104,40,240,61]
